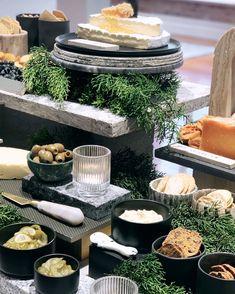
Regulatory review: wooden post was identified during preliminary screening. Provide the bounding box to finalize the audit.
[209,28,235,116]
[195,27,235,191]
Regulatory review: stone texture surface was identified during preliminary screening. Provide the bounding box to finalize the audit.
[0,271,94,294]
[22,175,131,220]
[0,81,210,137]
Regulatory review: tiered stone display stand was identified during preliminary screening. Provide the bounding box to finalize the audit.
[0,39,210,264]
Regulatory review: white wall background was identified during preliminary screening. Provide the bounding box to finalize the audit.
[1,0,57,17]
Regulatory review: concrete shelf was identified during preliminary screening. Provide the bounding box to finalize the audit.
[0,81,210,138]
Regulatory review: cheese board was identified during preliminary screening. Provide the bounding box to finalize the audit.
[55,32,181,57]
[169,143,235,169]
[155,145,235,182]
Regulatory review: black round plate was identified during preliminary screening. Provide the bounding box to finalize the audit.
[55,32,181,57]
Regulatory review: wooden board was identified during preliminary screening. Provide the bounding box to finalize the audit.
[169,143,235,169]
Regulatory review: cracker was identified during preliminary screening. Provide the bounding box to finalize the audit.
[39,10,58,21]
[177,173,190,194]
[164,174,185,194]
[157,176,169,192]
[158,243,186,258]
[209,271,234,280]
[163,227,202,257]
[53,10,68,21]
[221,264,235,278]
[0,22,10,34]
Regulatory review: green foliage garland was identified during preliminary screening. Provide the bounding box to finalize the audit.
[23,47,69,102]
[111,148,163,199]
[172,203,235,253]
[77,72,184,142]
[113,254,189,294]
[0,201,23,229]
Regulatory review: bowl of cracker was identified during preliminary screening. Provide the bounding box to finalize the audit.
[152,227,205,291]
[0,17,28,56]
[149,173,197,207]
[192,189,234,215]
[196,252,235,294]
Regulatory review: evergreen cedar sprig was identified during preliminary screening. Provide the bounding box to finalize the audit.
[172,203,235,253]
[0,202,23,229]
[77,72,185,142]
[23,46,69,103]
[111,148,163,199]
[113,254,189,294]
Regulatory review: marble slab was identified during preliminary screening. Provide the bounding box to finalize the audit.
[0,271,94,294]
[22,175,131,220]
[0,80,210,137]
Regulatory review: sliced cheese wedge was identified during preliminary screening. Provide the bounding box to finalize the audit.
[0,147,31,179]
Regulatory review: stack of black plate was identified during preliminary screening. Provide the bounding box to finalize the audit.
[51,32,183,74]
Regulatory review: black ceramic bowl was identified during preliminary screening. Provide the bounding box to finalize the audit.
[152,235,206,291]
[27,152,73,182]
[0,222,56,278]
[111,199,172,253]
[34,253,80,294]
[16,13,39,48]
[196,252,235,294]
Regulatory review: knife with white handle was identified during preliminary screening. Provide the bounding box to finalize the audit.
[1,192,84,226]
[90,232,138,257]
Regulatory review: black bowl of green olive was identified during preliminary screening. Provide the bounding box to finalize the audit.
[27,143,73,182]
[0,222,56,278]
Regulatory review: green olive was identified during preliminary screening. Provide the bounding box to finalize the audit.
[39,150,53,163]
[31,145,41,157]
[53,143,65,153]
[55,152,65,163]
[38,149,47,159]
[64,150,73,161]
[41,145,48,150]
[33,156,40,163]
[46,144,58,155]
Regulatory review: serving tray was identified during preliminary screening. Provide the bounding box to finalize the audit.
[55,32,181,57]
[155,145,235,182]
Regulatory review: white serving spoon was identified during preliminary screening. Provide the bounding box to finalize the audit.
[90,232,138,257]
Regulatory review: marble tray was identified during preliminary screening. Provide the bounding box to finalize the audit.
[0,271,94,294]
[22,175,131,220]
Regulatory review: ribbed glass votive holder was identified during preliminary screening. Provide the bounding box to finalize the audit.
[73,145,111,196]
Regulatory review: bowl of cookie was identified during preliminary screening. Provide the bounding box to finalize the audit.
[196,252,235,294]
[152,227,205,291]
[192,189,234,215]
[149,173,197,207]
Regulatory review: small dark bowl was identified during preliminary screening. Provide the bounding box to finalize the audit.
[27,152,73,182]
[0,222,56,278]
[152,235,206,291]
[111,199,172,253]
[34,253,80,294]
[196,252,235,294]
[16,13,39,49]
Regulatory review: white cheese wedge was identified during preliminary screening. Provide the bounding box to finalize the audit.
[77,24,170,49]
[89,14,162,37]
[0,147,31,179]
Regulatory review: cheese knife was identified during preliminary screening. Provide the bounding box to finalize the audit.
[1,192,84,226]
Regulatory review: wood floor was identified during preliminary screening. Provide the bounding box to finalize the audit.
[174,35,216,86]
